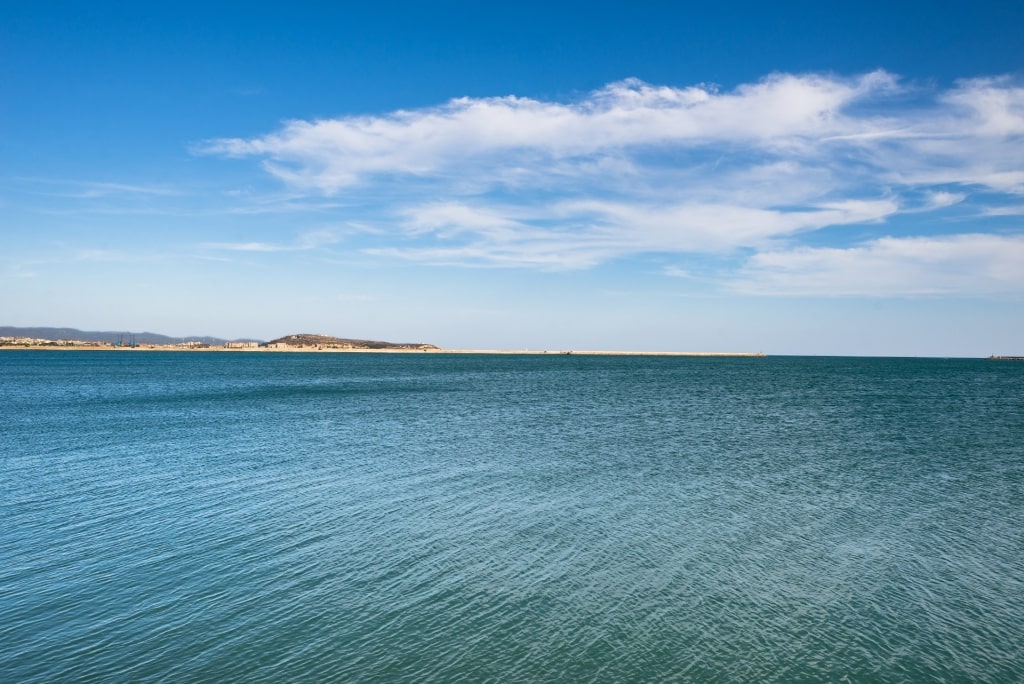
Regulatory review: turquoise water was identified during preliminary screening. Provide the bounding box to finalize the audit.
[2,352,1022,682]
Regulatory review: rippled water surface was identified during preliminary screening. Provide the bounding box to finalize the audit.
[2,352,1023,682]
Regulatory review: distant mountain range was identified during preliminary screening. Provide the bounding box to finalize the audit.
[0,326,255,346]
[0,327,437,350]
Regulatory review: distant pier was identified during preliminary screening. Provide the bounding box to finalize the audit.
[987,355,1024,361]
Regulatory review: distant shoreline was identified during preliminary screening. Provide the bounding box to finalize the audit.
[0,345,766,357]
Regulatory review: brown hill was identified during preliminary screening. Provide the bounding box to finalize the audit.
[266,333,438,350]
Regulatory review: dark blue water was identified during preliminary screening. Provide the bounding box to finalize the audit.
[2,352,1022,682]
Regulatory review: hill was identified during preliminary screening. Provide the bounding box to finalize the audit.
[267,333,438,350]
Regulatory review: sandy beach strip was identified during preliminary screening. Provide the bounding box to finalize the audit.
[416,349,765,357]
[3,345,764,357]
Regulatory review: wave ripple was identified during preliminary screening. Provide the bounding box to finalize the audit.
[2,353,1022,682]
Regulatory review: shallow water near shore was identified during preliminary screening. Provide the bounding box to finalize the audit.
[2,351,1022,682]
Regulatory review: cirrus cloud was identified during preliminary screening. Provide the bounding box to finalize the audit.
[733,233,1024,296]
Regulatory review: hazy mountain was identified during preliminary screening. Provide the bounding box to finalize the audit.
[0,327,439,349]
[0,326,256,346]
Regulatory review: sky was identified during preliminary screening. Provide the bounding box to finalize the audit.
[2,1,1023,355]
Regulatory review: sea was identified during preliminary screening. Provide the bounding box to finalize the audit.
[2,351,1022,682]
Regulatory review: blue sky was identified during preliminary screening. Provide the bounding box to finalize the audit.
[2,1,1023,355]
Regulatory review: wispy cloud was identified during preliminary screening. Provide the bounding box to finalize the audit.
[74,248,138,262]
[732,234,1024,296]
[66,181,180,199]
[982,205,1024,216]
[367,197,902,270]
[11,177,180,199]
[202,229,343,253]
[223,200,347,215]
[202,241,290,253]
[199,72,904,192]
[198,71,1024,294]
[4,265,37,278]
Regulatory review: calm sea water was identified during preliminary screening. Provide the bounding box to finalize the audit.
[2,351,1022,682]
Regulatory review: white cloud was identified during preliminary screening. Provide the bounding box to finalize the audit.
[982,205,1024,216]
[224,200,347,215]
[199,72,901,193]
[203,229,342,253]
[365,197,902,270]
[733,233,1024,296]
[74,248,140,262]
[941,76,1024,137]
[202,241,290,253]
[920,191,966,210]
[297,229,342,249]
[10,177,180,199]
[198,71,1024,293]
[554,197,900,251]
[857,78,1024,194]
